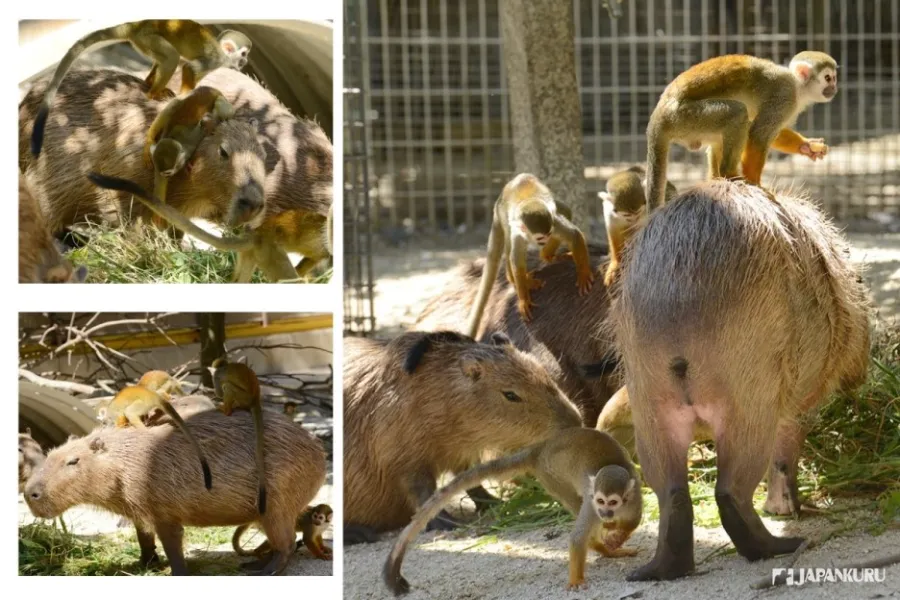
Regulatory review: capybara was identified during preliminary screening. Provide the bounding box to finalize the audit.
[147,394,217,425]
[414,244,619,427]
[610,181,869,581]
[18,172,86,283]
[24,409,327,576]
[19,428,45,493]
[343,330,582,543]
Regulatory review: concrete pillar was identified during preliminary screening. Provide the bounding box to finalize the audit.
[500,0,588,225]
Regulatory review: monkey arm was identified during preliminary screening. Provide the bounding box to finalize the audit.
[144,99,183,167]
[567,487,597,589]
[509,231,535,321]
[552,213,594,295]
[770,128,828,160]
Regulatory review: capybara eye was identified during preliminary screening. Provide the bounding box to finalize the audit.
[66,457,79,466]
[502,391,522,403]
[219,145,229,160]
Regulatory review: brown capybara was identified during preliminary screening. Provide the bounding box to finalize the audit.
[24,409,327,576]
[343,330,582,544]
[19,428,45,493]
[18,172,86,283]
[414,244,619,427]
[610,181,869,581]
[19,69,267,234]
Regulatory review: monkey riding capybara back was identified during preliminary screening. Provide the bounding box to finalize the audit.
[24,409,327,576]
[343,331,582,543]
[609,180,869,581]
[414,245,620,427]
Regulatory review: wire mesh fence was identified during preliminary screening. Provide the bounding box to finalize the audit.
[355,0,900,231]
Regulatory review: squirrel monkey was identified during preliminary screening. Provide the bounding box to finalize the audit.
[31,20,251,156]
[600,166,677,287]
[86,173,329,283]
[383,428,642,594]
[211,357,268,515]
[105,385,212,490]
[137,370,185,396]
[465,173,593,335]
[232,503,333,559]
[645,51,838,209]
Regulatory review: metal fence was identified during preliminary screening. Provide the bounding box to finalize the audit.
[355,0,900,231]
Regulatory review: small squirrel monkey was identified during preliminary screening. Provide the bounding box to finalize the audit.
[137,370,185,396]
[31,20,251,156]
[105,385,212,490]
[600,166,677,286]
[232,503,333,560]
[465,173,593,335]
[211,357,268,515]
[645,51,838,209]
[384,428,642,594]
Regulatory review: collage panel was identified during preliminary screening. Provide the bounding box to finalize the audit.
[18,312,334,576]
[18,19,333,284]
[343,1,900,599]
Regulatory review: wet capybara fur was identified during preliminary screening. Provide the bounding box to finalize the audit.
[415,244,619,427]
[343,331,582,543]
[610,181,869,581]
[24,409,326,576]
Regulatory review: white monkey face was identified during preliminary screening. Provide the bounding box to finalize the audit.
[813,67,838,102]
[593,492,625,521]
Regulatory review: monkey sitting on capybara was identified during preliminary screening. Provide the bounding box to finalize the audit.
[343,330,582,544]
[414,244,619,428]
[24,409,327,576]
[610,181,869,581]
[19,428,45,493]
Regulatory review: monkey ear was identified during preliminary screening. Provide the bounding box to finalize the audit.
[598,191,611,203]
[490,332,512,347]
[792,61,812,82]
[588,473,597,488]
[460,357,483,382]
[624,477,636,498]
[89,437,106,453]
[221,39,238,54]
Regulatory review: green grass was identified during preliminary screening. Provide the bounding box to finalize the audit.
[19,521,245,576]
[465,327,900,536]
[66,221,332,284]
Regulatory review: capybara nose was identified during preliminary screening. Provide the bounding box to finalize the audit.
[29,490,41,501]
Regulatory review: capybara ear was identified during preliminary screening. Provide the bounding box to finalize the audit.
[460,356,483,382]
[490,332,512,347]
[89,437,106,453]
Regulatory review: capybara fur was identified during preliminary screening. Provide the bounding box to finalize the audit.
[146,394,217,425]
[18,172,85,283]
[343,331,582,542]
[24,410,327,576]
[19,429,45,493]
[609,181,869,581]
[415,244,619,427]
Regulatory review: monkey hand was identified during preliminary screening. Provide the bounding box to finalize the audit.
[566,578,587,590]
[800,139,828,161]
[576,266,595,296]
[516,296,536,323]
[147,88,176,102]
[143,145,154,170]
[524,271,545,291]
[603,261,618,288]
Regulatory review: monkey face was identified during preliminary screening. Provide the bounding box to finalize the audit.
[817,68,838,101]
[592,492,625,521]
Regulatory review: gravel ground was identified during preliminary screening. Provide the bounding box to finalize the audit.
[344,499,900,600]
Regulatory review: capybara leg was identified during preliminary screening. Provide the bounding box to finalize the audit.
[715,420,805,561]
[135,526,161,568]
[410,472,458,531]
[763,418,805,516]
[628,396,694,581]
[253,515,295,575]
[155,522,188,575]
[467,484,498,513]
[344,523,380,545]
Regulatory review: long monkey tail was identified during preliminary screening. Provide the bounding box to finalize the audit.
[86,173,254,252]
[160,402,213,490]
[252,404,268,515]
[644,120,671,212]
[382,445,542,596]
[31,23,132,156]
[231,524,256,556]
[464,203,505,338]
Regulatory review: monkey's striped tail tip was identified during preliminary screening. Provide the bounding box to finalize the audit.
[202,462,212,490]
[30,107,49,157]
[257,487,267,515]
[87,172,146,197]
[383,560,411,596]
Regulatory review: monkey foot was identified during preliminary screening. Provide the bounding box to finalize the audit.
[566,578,587,590]
[603,263,618,288]
[516,298,536,323]
[627,554,694,581]
[602,547,639,558]
[576,271,594,296]
[524,272,545,291]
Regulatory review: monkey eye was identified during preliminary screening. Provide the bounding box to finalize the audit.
[502,391,522,403]
[596,497,606,505]
[608,499,619,507]
[219,145,230,160]
[66,457,79,466]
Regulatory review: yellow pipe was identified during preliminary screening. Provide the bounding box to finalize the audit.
[21,314,332,357]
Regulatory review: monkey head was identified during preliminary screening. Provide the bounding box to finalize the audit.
[790,51,838,103]
[218,30,253,70]
[589,464,639,522]
[310,504,333,528]
[519,200,554,247]
[152,139,188,177]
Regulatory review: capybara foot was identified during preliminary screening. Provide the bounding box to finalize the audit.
[248,551,290,576]
[425,510,458,532]
[344,523,380,545]
[138,550,162,568]
[626,553,694,581]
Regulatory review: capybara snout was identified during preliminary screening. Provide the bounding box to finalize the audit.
[202,120,268,228]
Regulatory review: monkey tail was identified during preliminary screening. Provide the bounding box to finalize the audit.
[383,445,541,596]
[160,402,213,490]
[464,218,504,339]
[645,123,670,211]
[231,523,256,556]
[86,173,255,251]
[31,24,131,156]
[252,405,268,515]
